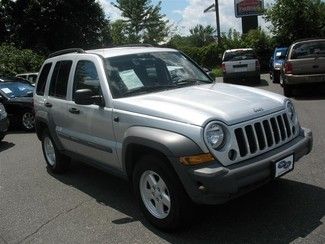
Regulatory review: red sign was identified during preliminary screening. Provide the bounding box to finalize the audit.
[234,0,264,18]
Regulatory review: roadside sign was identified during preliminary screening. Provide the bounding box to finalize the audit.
[234,0,264,18]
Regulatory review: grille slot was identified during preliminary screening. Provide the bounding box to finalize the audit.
[234,112,295,158]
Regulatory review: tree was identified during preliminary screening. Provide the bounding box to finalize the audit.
[1,0,112,53]
[111,0,169,44]
[264,0,325,45]
[111,20,129,45]
[189,24,216,47]
[0,43,44,76]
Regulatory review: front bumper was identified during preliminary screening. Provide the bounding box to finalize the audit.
[178,128,312,205]
[0,117,9,136]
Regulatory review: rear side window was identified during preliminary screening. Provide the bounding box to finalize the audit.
[49,60,72,99]
[36,63,52,95]
[223,50,257,62]
[291,41,325,59]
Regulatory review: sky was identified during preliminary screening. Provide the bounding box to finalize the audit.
[98,0,276,35]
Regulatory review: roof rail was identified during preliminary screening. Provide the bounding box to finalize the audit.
[118,44,153,48]
[48,48,85,58]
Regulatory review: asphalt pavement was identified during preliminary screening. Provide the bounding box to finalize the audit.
[0,74,324,243]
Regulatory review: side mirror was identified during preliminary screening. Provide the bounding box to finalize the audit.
[74,89,104,106]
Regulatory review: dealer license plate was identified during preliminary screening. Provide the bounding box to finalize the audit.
[274,155,294,178]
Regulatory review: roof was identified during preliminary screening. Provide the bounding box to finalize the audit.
[86,46,178,58]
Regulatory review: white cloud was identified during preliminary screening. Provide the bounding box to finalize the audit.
[174,0,275,35]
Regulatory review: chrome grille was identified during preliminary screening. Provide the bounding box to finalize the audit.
[234,113,295,158]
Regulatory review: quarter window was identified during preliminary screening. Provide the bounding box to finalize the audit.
[36,63,52,95]
[73,60,101,99]
[49,61,72,99]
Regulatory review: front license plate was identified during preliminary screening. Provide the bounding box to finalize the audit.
[274,155,294,178]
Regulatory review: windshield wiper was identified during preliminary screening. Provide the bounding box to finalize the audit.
[174,78,213,86]
[122,85,176,97]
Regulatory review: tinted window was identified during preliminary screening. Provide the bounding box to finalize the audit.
[36,63,52,95]
[49,61,72,99]
[223,50,257,62]
[291,41,325,59]
[73,60,101,99]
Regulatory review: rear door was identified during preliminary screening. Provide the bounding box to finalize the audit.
[290,40,325,75]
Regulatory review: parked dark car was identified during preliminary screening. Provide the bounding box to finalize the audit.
[281,39,325,97]
[0,103,9,141]
[0,76,33,85]
[269,47,288,83]
[0,81,35,131]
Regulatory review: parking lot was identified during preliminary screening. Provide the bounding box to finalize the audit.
[0,74,324,244]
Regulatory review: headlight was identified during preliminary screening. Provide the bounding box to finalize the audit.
[286,100,297,124]
[204,122,225,150]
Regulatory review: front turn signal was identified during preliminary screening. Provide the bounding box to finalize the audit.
[180,153,215,166]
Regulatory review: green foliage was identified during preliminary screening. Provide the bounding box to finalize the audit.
[0,43,44,76]
[111,20,129,45]
[211,67,223,78]
[264,0,325,45]
[112,0,169,44]
[189,24,216,47]
[168,27,274,70]
[1,0,111,53]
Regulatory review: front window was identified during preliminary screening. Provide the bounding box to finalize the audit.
[274,49,287,60]
[104,51,212,98]
[0,82,34,98]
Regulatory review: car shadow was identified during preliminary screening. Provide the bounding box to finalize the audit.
[51,161,325,243]
[0,140,15,152]
[292,84,325,100]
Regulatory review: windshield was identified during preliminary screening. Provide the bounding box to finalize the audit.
[104,51,212,98]
[274,48,287,60]
[0,82,34,98]
[291,41,325,59]
[223,50,257,62]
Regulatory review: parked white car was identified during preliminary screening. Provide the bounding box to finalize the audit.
[222,48,261,83]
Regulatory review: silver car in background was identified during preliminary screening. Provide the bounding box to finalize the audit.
[222,48,261,83]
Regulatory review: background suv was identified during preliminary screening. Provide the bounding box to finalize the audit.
[269,47,288,83]
[34,47,312,230]
[282,39,325,97]
[222,48,260,83]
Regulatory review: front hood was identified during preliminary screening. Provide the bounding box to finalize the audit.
[113,83,286,126]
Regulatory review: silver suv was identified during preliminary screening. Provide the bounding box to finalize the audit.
[34,47,312,230]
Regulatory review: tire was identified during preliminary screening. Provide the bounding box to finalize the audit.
[254,75,261,84]
[283,85,293,97]
[0,134,4,142]
[133,155,192,230]
[41,129,70,174]
[273,72,280,83]
[223,77,230,83]
[21,111,35,131]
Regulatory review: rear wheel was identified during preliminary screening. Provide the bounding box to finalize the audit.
[133,155,192,230]
[42,129,70,173]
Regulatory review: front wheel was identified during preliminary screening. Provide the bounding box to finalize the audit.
[42,129,70,174]
[21,111,35,131]
[133,155,192,230]
[283,85,293,97]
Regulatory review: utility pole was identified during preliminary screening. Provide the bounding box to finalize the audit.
[214,0,221,42]
[204,1,221,42]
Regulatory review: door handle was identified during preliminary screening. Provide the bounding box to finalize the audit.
[69,107,80,114]
[44,102,52,108]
